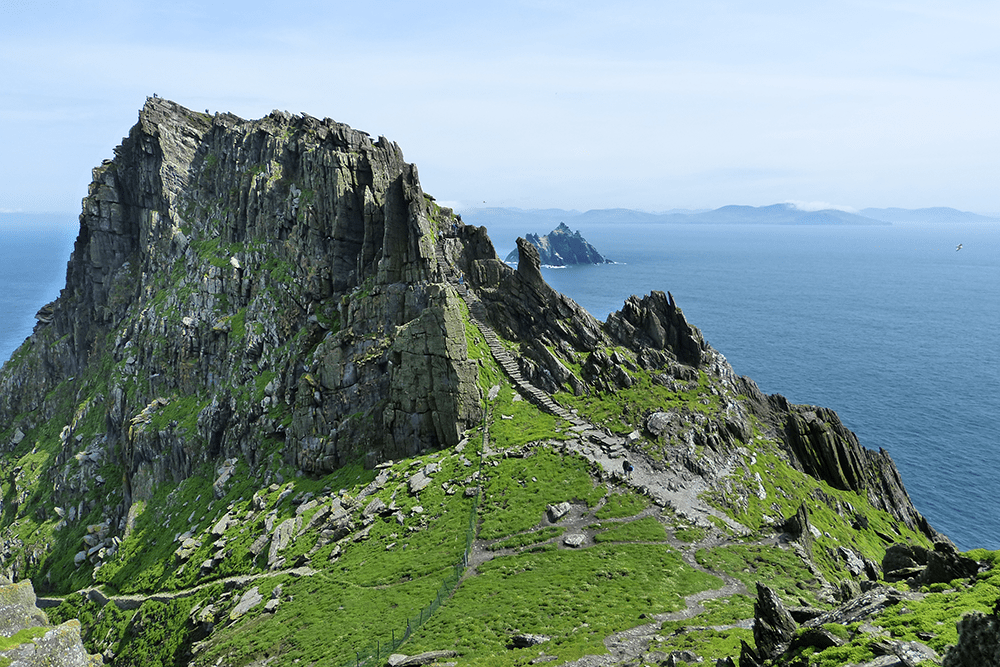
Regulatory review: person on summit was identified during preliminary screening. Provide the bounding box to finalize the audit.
[622,459,634,479]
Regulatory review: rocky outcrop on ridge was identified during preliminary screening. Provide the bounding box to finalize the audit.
[503,222,611,265]
[1,98,937,582]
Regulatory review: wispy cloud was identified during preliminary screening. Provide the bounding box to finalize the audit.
[784,200,858,213]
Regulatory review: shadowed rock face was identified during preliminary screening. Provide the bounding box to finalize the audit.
[0,97,481,514]
[944,612,1000,667]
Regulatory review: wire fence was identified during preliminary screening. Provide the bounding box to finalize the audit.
[342,395,492,667]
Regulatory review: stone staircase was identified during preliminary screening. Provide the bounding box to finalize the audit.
[434,243,624,450]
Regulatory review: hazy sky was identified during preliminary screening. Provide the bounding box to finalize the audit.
[3,0,999,215]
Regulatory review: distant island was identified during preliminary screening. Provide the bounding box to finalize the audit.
[503,222,612,266]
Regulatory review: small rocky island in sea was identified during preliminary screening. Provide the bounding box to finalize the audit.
[504,222,612,266]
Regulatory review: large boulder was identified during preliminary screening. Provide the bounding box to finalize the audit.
[0,576,102,666]
[921,541,980,585]
[943,612,1000,667]
[752,584,798,659]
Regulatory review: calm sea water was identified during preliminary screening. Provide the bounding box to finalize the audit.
[486,220,999,552]
[0,218,77,363]
[1,216,997,550]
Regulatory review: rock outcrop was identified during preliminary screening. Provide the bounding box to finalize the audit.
[0,98,936,583]
[503,222,611,265]
[883,541,980,584]
[943,611,1000,667]
[742,583,944,667]
[0,576,101,666]
[0,97,481,552]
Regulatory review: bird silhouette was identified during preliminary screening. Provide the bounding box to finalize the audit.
[956,244,963,251]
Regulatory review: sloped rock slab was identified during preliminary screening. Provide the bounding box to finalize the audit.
[388,650,458,666]
[229,587,263,620]
[546,502,571,522]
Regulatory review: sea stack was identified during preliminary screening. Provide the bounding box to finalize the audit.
[504,222,611,266]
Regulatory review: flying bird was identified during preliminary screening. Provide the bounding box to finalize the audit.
[956,243,963,251]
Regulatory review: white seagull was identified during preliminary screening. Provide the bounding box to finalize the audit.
[956,243,963,251]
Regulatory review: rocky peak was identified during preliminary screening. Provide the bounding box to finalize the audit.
[0,100,945,658]
[504,222,610,266]
[1,98,478,525]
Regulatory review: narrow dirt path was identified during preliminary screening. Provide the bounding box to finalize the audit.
[37,565,317,611]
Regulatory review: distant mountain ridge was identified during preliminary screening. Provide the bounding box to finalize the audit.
[860,207,1000,224]
[463,203,1000,227]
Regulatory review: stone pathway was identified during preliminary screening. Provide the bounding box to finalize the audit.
[37,565,317,611]
[458,491,761,666]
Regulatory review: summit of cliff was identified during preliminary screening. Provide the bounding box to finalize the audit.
[0,98,990,666]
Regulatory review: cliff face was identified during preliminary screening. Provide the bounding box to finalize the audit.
[0,99,951,665]
[1,98,481,558]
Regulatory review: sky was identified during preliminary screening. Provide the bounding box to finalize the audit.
[3,0,1000,216]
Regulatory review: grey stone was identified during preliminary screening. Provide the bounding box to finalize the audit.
[0,578,99,665]
[408,471,431,494]
[546,502,571,522]
[211,512,236,536]
[510,634,550,649]
[229,587,263,620]
[391,651,459,666]
[249,534,270,556]
[753,584,797,659]
[943,612,1000,667]
[268,517,300,566]
[363,498,386,518]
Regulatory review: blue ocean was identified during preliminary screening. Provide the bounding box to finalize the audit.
[1,214,997,551]
[0,216,77,364]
